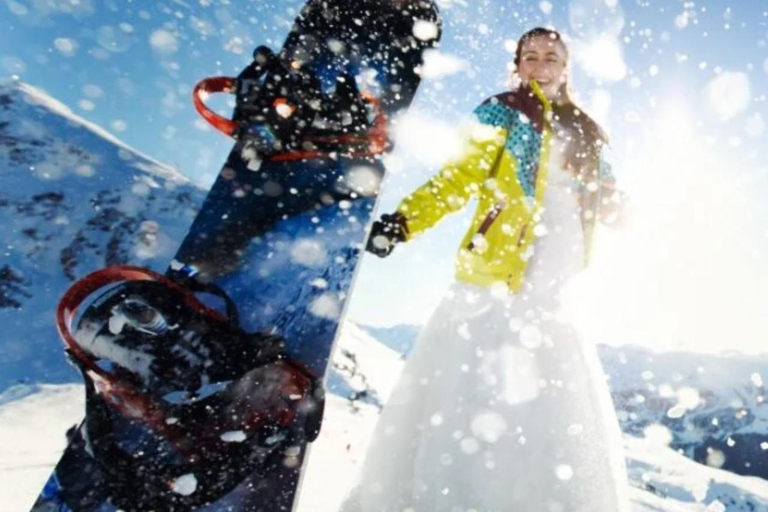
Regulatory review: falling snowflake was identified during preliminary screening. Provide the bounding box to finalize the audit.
[555,464,573,481]
[705,71,751,120]
[519,324,542,349]
[412,20,439,41]
[309,293,340,320]
[643,423,672,447]
[220,430,247,443]
[150,29,179,55]
[53,38,78,57]
[470,410,507,443]
[170,473,198,496]
[290,239,328,267]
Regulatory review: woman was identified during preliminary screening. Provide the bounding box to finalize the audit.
[343,27,631,512]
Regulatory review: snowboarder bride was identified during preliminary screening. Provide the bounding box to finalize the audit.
[342,27,631,511]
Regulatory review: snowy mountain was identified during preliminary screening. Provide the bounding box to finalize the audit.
[600,345,768,481]
[0,80,205,389]
[327,322,406,409]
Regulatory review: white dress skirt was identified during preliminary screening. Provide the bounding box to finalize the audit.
[341,152,631,512]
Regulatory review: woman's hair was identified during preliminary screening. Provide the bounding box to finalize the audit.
[513,27,608,178]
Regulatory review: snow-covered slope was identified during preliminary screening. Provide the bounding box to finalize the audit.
[0,80,205,389]
[4,382,768,512]
[601,345,768,480]
[327,321,405,409]
[0,384,84,512]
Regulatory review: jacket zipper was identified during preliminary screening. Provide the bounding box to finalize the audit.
[465,138,509,251]
[516,224,528,247]
[466,201,506,251]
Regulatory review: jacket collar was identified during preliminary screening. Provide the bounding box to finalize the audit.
[494,81,552,133]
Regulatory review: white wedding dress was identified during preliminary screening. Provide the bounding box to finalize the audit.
[341,143,631,512]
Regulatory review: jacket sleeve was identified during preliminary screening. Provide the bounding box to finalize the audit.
[596,152,629,227]
[598,155,617,188]
[395,102,510,238]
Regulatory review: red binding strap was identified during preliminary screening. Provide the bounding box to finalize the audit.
[193,75,390,161]
[55,266,313,453]
[193,77,239,138]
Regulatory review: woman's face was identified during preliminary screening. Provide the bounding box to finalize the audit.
[517,34,568,100]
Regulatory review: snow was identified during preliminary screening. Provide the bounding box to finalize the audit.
[329,322,404,404]
[572,32,628,82]
[388,111,464,170]
[4,376,768,512]
[343,166,381,196]
[0,3,767,509]
[290,239,329,267]
[555,464,574,481]
[469,409,508,443]
[519,324,543,348]
[2,318,768,511]
[419,49,469,80]
[568,0,628,82]
[224,37,246,55]
[7,81,190,183]
[96,25,133,53]
[53,38,78,57]
[149,30,180,55]
[82,84,104,98]
[0,384,84,512]
[111,120,128,132]
[171,473,198,496]
[412,20,440,42]
[309,293,342,320]
[705,72,751,121]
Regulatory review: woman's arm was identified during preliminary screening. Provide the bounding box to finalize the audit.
[365,101,511,257]
[396,113,508,238]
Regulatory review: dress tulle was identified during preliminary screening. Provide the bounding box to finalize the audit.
[341,151,631,512]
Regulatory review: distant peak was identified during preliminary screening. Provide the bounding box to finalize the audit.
[0,78,198,187]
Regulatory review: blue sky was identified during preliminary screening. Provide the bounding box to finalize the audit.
[2,0,768,354]
[3,0,765,184]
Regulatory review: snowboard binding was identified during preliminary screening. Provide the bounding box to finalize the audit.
[56,266,325,510]
[193,45,389,162]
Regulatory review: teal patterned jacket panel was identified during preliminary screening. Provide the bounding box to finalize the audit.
[472,101,543,198]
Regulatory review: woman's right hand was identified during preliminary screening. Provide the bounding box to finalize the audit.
[365,212,408,257]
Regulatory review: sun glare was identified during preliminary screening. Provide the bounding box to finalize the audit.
[562,101,768,356]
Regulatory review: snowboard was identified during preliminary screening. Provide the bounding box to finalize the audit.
[31,0,440,511]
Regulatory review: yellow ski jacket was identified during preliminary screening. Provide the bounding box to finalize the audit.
[395,82,614,292]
